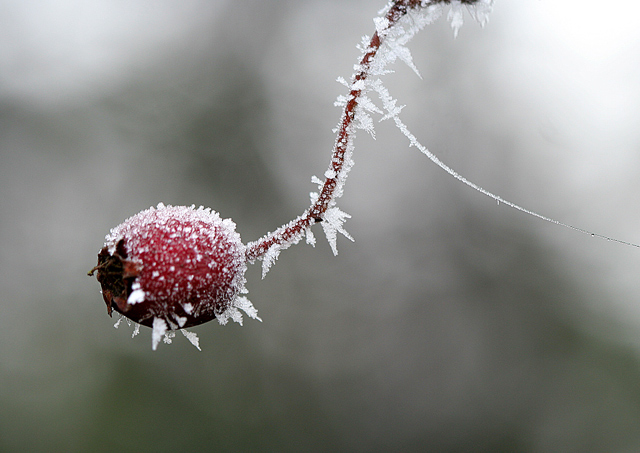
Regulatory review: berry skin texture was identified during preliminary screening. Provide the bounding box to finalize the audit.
[89,204,259,341]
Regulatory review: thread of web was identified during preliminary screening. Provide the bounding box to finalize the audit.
[370,77,640,249]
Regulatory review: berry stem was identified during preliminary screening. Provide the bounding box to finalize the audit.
[246,0,437,262]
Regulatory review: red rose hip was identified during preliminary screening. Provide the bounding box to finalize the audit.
[89,203,260,349]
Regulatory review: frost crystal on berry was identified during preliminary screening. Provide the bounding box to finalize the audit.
[89,203,260,350]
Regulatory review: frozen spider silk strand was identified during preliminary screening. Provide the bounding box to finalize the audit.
[368,3,640,248]
[373,79,640,248]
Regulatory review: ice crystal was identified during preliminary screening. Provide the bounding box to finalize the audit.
[113,309,203,350]
[448,1,465,38]
[151,317,168,351]
[322,207,355,256]
[180,329,201,351]
[251,211,317,278]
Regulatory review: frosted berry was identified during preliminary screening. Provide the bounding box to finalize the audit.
[89,204,259,347]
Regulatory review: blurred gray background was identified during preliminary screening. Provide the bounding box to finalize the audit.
[2,0,640,451]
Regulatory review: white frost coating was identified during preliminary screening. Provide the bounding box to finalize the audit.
[234,296,262,322]
[324,169,337,179]
[104,202,260,349]
[354,108,376,138]
[452,0,493,30]
[313,1,491,255]
[181,329,201,351]
[113,315,124,329]
[448,1,464,38]
[306,228,316,246]
[373,16,390,35]
[127,288,145,305]
[114,313,201,349]
[447,0,495,37]
[216,296,262,326]
[114,312,200,349]
[358,95,383,116]
[322,207,355,256]
[151,317,167,351]
[249,211,313,278]
[114,314,141,338]
[163,330,176,345]
[109,279,256,350]
[261,245,282,278]
[336,76,349,88]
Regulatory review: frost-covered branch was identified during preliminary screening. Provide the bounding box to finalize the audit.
[245,0,493,275]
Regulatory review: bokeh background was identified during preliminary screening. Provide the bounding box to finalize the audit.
[2,1,640,451]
